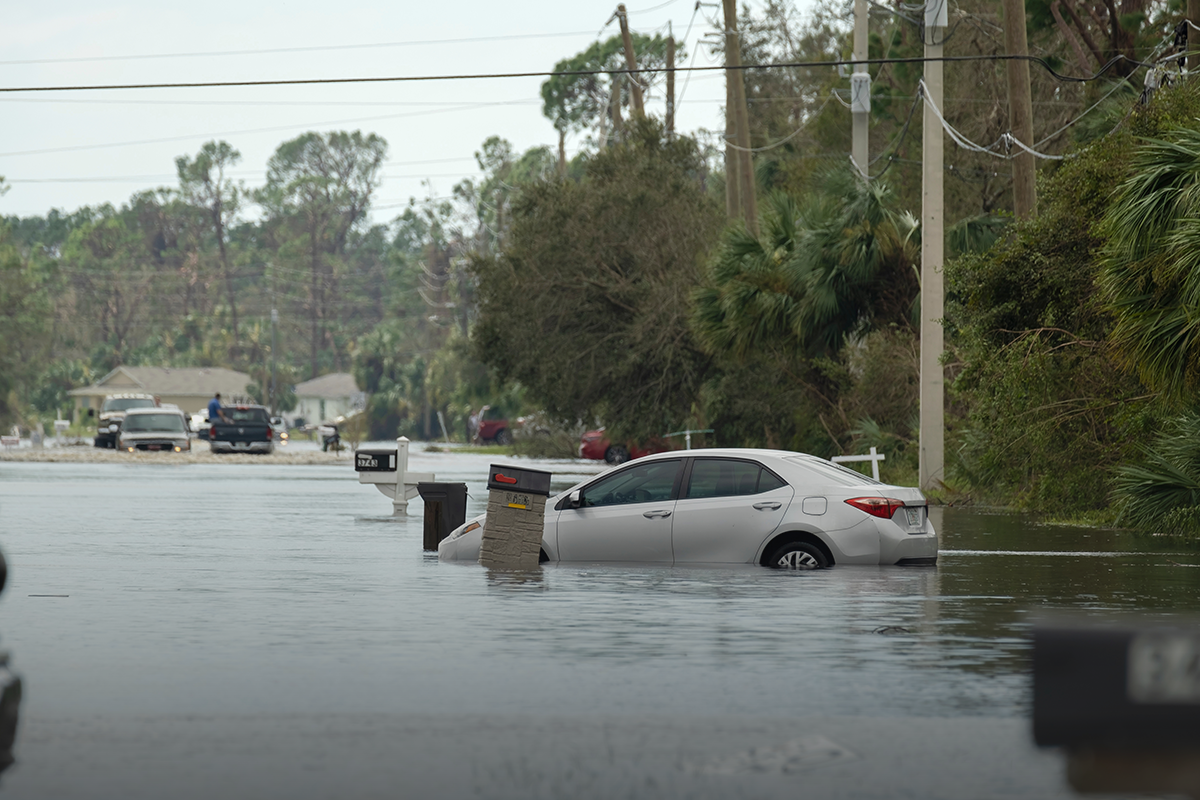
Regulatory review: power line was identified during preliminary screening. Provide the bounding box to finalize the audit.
[0,31,601,67]
[0,53,1148,95]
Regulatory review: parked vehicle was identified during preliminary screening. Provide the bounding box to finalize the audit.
[118,408,191,453]
[440,449,937,569]
[473,406,512,445]
[269,416,289,445]
[189,413,211,439]
[579,428,666,465]
[93,393,158,449]
[208,405,274,454]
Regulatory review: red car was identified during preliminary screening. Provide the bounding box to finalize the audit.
[578,429,666,465]
[475,406,512,445]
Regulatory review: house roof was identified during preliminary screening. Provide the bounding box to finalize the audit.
[293,372,360,399]
[68,366,253,398]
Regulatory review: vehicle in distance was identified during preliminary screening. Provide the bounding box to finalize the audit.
[119,408,191,453]
[269,416,289,445]
[440,448,937,569]
[477,406,512,445]
[189,413,210,439]
[94,393,158,449]
[208,405,274,454]
[579,428,666,465]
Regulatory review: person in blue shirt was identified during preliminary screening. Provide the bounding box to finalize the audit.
[207,392,231,425]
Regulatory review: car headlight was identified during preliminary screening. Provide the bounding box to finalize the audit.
[108,424,120,433]
[451,520,482,541]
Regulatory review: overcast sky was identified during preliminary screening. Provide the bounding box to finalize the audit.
[0,0,822,226]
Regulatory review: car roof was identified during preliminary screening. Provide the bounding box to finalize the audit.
[124,407,184,416]
[104,393,155,399]
[634,447,811,464]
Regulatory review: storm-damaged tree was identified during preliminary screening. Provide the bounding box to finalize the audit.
[472,119,722,442]
[258,131,387,378]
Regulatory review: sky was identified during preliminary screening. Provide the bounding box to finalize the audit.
[0,0,816,225]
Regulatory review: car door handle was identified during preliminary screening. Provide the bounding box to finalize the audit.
[753,501,782,511]
[643,510,672,519]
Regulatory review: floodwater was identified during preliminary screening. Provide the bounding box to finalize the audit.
[0,446,1197,799]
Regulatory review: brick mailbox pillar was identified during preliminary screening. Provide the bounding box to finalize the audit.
[479,464,552,569]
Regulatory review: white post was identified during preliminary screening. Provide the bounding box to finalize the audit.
[685,431,692,450]
[919,0,946,491]
[394,436,410,516]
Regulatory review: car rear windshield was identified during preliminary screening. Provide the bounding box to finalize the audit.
[102,398,156,412]
[226,408,269,424]
[784,456,882,486]
[122,413,186,433]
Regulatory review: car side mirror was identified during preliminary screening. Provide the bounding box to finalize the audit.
[569,489,582,508]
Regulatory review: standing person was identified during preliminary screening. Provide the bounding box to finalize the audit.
[207,392,231,425]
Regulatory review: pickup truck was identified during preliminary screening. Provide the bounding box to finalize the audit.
[208,405,275,454]
[93,393,158,448]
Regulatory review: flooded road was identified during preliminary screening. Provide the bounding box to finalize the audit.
[0,447,1197,798]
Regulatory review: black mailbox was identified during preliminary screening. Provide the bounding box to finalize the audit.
[416,482,468,551]
[487,464,552,496]
[1034,618,1200,749]
[355,449,397,473]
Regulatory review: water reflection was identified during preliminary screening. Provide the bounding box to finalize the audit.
[485,567,546,591]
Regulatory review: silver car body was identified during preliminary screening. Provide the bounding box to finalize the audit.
[118,408,192,453]
[438,449,937,567]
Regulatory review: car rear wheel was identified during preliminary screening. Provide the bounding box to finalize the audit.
[604,445,630,465]
[495,428,513,445]
[768,541,828,570]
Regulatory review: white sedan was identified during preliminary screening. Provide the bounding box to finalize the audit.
[439,449,937,569]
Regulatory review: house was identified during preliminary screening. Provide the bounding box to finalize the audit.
[68,366,253,423]
[292,373,365,426]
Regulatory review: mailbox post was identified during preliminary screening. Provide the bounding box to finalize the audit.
[479,464,552,569]
[354,436,435,516]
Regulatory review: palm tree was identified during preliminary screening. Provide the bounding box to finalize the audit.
[693,172,919,360]
[1099,127,1200,402]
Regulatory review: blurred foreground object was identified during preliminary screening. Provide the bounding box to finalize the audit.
[1034,616,1200,797]
[0,550,20,772]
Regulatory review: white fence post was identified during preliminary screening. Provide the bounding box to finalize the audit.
[830,446,886,481]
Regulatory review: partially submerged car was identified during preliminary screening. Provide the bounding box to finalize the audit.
[578,428,666,465]
[439,448,937,569]
[93,393,158,449]
[118,407,191,453]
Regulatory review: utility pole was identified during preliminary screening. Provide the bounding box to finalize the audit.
[616,4,645,116]
[723,0,758,235]
[270,262,279,415]
[1190,1,1199,73]
[851,0,870,179]
[724,56,741,219]
[919,0,945,491]
[1002,0,1036,218]
[666,24,676,137]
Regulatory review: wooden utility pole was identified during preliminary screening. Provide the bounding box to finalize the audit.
[919,0,945,491]
[724,38,741,218]
[666,29,676,137]
[1002,0,1037,218]
[616,4,645,116]
[851,0,870,179]
[723,0,758,235]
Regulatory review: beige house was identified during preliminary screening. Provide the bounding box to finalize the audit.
[292,373,365,426]
[69,366,253,422]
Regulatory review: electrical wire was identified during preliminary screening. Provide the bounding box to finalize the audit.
[0,31,601,67]
[918,79,1066,160]
[722,95,835,152]
[0,53,1152,95]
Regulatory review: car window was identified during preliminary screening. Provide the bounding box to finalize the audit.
[686,459,764,499]
[102,398,156,412]
[227,408,269,423]
[582,459,681,508]
[122,413,185,433]
[757,469,787,493]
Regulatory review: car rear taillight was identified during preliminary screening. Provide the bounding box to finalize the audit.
[209,427,216,440]
[845,497,906,519]
[266,428,272,440]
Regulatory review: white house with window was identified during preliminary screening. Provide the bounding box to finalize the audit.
[291,373,365,426]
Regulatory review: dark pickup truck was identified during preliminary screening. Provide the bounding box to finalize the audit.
[208,405,275,454]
